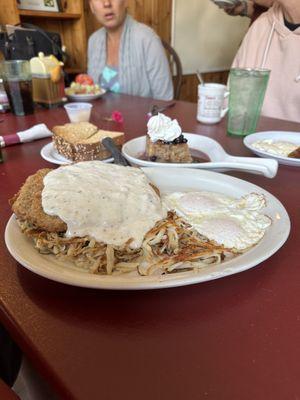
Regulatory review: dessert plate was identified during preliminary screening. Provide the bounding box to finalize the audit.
[244,131,300,167]
[5,168,290,290]
[41,142,114,165]
[122,133,278,178]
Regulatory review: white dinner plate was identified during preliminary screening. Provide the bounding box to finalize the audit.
[40,142,114,165]
[122,134,278,178]
[65,89,106,102]
[244,131,300,167]
[5,168,290,290]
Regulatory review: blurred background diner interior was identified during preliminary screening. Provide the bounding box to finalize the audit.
[0,0,251,102]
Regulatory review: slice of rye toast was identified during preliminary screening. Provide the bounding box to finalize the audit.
[52,122,124,161]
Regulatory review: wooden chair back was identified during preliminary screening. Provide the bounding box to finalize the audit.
[161,40,183,100]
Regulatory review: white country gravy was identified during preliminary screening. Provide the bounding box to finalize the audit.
[42,162,166,248]
[252,139,298,157]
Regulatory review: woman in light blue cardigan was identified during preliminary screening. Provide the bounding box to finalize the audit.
[87,0,173,101]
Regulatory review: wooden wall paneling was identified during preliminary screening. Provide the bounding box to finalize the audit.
[139,0,156,28]
[179,71,229,103]
[84,1,101,39]
[154,0,172,42]
[64,0,82,13]
[62,19,87,72]
[0,0,20,25]
[180,74,199,103]
[22,17,62,32]
[127,0,171,42]
[153,0,172,42]
[127,0,139,19]
[38,1,87,72]
[85,0,172,42]
[61,20,77,69]
[203,70,229,85]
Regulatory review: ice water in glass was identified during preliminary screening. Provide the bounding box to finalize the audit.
[227,68,270,136]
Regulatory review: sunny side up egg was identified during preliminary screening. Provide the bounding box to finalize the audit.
[162,191,272,252]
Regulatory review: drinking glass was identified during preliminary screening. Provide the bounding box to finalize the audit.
[0,60,34,116]
[227,68,270,136]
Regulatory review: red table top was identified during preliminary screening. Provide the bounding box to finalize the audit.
[0,379,20,400]
[0,93,300,400]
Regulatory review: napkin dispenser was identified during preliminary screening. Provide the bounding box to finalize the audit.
[30,52,65,108]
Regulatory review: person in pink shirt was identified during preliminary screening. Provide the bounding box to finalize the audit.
[232,0,300,122]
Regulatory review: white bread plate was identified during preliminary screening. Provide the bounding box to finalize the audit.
[40,142,113,165]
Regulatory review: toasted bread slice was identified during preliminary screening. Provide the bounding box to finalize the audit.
[52,122,124,161]
[53,122,98,142]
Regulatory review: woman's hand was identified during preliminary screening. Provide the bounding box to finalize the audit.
[222,0,254,17]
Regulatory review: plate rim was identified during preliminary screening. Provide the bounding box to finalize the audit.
[65,88,106,101]
[4,167,291,290]
[40,142,114,165]
[244,131,300,165]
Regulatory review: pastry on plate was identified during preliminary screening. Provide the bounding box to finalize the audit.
[146,113,192,163]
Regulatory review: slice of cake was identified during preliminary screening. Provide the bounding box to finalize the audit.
[52,122,124,162]
[146,113,192,163]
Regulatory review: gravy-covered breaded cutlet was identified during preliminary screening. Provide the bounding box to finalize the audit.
[10,168,67,233]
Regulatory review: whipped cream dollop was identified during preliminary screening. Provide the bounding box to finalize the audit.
[147,113,182,142]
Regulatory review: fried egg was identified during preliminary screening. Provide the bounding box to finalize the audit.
[162,191,271,251]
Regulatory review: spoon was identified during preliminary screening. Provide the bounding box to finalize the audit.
[196,69,205,86]
[148,102,176,117]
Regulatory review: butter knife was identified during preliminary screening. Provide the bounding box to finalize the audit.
[102,137,131,167]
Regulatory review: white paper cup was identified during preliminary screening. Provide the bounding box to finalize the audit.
[64,102,92,123]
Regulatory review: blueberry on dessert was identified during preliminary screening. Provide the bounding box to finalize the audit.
[146,113,192,163]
